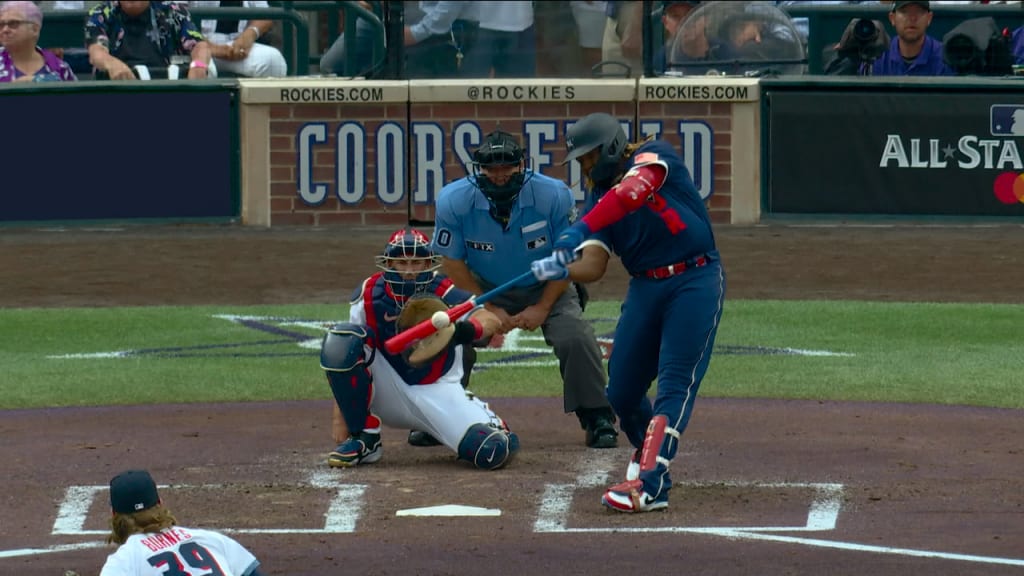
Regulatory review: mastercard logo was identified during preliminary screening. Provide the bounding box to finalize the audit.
[993,172,1024,205]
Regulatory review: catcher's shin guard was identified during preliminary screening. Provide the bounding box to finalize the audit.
[605,415,679,512]
[321,323,378,432]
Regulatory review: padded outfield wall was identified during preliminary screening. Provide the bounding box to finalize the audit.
[6,76,1021,226]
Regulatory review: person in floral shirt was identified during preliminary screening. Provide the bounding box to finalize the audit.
[85,1,213,80]
[0,1,76,82]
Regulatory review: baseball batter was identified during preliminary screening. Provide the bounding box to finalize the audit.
[322,228,518,470]
[100,469,265,576]
[531,112,726,512]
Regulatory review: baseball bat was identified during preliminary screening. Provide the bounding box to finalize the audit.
[384,269,536,355]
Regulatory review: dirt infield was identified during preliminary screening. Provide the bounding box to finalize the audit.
[1,222,1023,576]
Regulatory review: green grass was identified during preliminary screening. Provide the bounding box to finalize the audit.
[1,300,1021,410]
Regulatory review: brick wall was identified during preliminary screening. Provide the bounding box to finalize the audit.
[267,102,410,226]
[249,78,759,227]
[639,102,734,224]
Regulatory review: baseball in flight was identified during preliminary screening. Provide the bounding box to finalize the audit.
[431,310,450,329]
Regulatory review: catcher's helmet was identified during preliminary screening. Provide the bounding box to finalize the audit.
[561,113,628,189]
[472,130,531,224]
[374,228,440,300]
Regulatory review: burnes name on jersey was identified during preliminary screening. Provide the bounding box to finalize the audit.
[137,528,194,552]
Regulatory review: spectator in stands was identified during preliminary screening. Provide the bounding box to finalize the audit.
[319,0,384,77]
[600,0,643,77]
[0,0,76,81]
[403,1,480,79]
[536,1,583,77]
[653,1,700,75]
[86,1,213,80]
[870,0,953,75]
[189,0,286,77]
[460,1,534,78]
[568,1,606,75]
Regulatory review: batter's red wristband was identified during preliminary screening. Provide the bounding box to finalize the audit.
[469,317,484,340]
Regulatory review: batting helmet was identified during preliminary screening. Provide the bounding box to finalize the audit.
[472,130,531,224]
[561,113,628,189]
[374,228,441,300]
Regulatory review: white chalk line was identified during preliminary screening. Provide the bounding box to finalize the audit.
[0,541,108,559]
[11,464,1022,567]
[1,470,366,558]
[534,459,1024,568]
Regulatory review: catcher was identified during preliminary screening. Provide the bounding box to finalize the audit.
[321,228,519,470]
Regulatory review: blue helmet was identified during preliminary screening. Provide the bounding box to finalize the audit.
[561,113,628,189]
[374,228,440,300]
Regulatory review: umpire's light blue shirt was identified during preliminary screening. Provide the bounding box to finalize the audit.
[432,171,575,287]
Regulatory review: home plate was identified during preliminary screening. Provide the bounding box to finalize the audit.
[395,504,501,517]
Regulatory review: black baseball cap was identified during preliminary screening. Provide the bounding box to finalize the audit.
[110,469,160,514]
[891,1,930,12]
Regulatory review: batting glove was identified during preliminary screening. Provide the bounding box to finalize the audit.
[531,254,570,282]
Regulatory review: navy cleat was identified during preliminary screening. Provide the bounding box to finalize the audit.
[327,431,382,468]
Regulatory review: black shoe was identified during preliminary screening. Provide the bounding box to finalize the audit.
[408,430,442,447]
[585,416,619,449]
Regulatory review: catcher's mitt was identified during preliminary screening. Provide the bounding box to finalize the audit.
[397,295,455,365]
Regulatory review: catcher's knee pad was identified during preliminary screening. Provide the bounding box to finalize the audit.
[321,323,375,371]
[457,423,519,470]
[321,323,375,430]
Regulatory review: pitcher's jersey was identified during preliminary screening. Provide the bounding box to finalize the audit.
[585,140,717,275]
[349,272,473,384]
[99,526,260,576]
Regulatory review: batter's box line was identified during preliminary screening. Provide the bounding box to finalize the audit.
[534,481,1024,568]
[533,481,844,534]
[51,472,365,536]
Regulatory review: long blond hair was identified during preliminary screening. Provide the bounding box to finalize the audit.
[107,503,178,545]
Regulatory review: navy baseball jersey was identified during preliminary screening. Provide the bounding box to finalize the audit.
[351,273,472,384]
[586,140,717,275]
[432,170,575,287]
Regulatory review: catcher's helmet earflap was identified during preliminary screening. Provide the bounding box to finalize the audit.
[472,130,530,225]
[561,113,628,189]
[374,228,441,301]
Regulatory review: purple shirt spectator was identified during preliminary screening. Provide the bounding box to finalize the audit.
[0,45,76,81]
[867,35,953,76]
[0,1,76,82]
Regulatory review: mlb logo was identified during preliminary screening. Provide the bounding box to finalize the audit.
[989,105,1024,136]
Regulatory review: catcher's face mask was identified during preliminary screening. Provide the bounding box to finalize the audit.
[374,228,441,303]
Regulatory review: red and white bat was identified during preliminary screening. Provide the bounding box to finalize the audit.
[384,269,535,355]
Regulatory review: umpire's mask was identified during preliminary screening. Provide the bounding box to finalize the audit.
[472,130,529,226]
